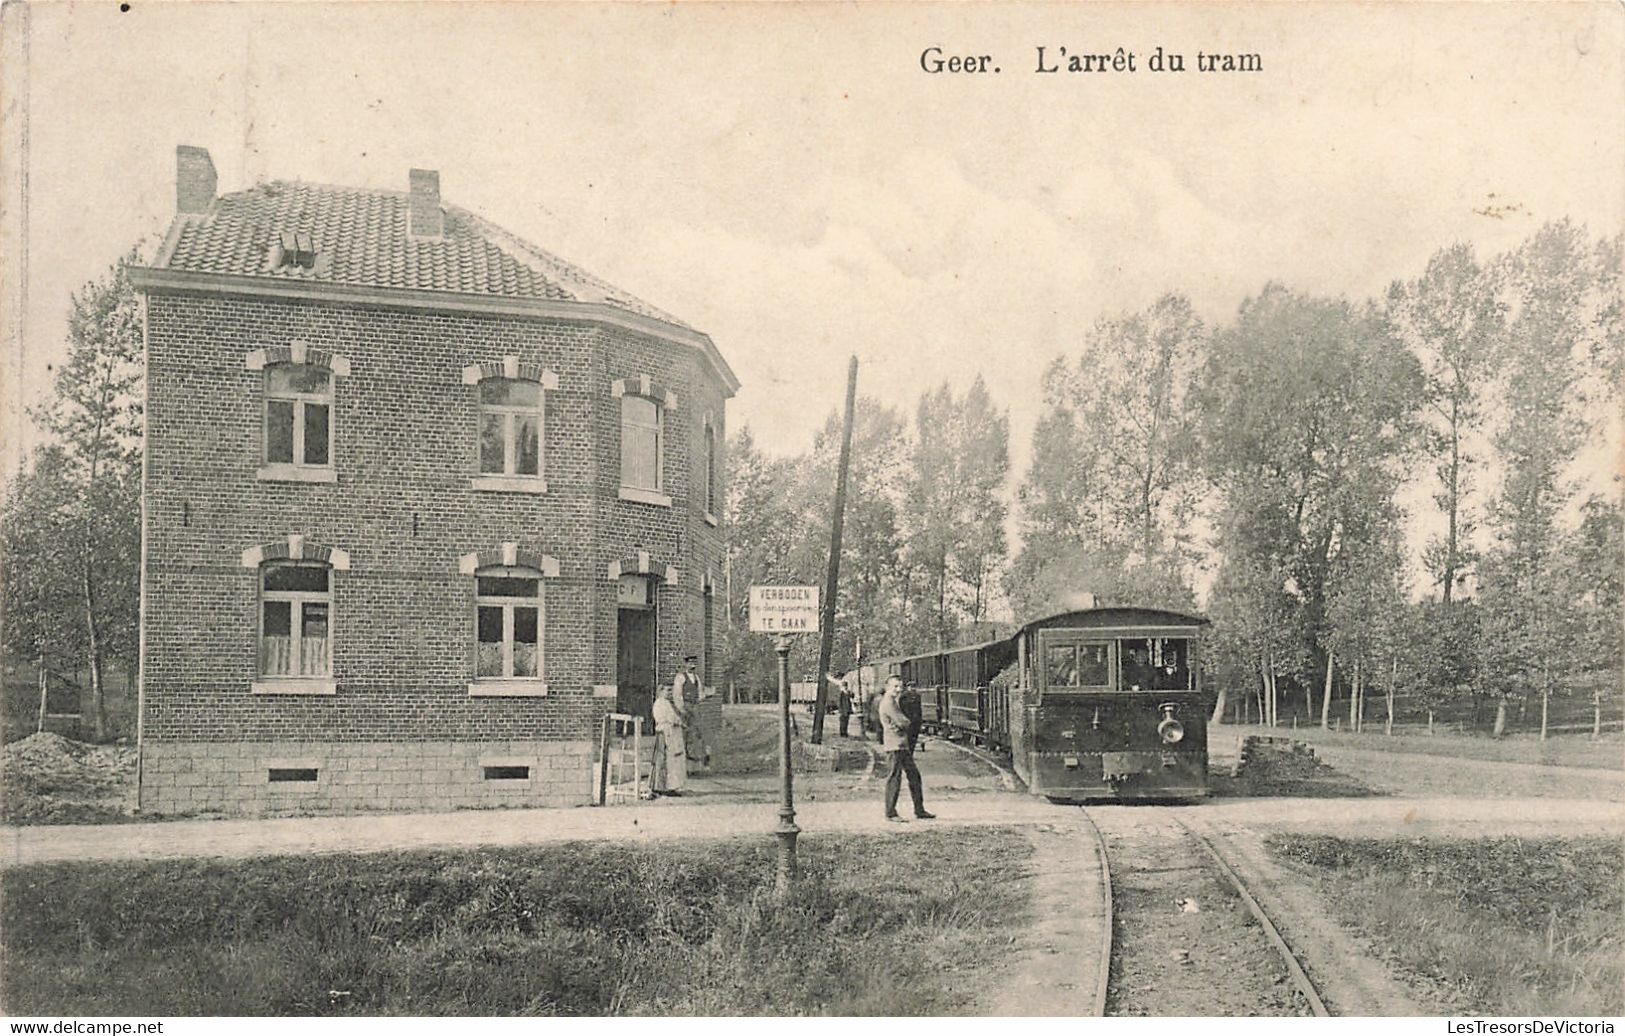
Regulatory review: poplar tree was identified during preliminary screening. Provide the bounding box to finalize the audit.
[1477,221,1618,737]
[1009,296,1204,618]
[1386,243,1505,602]
[11,251,144,741]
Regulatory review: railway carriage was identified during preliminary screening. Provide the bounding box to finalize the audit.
[865,605,1210,802]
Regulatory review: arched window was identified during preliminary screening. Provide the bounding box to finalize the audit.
[478,378,542,478]
[475,565,543,680]
[260,561,332,678]
[620,394,662,492]
[264,363,333,470]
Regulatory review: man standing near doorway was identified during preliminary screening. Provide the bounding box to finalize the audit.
[651,683,687,797]
[674,655,711,770]
[879,676,934,822]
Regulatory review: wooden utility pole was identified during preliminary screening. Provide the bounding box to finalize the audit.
[811,356,858,744]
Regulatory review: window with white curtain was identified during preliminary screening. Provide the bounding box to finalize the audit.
[475,566,543,680]
[260,562,332,677]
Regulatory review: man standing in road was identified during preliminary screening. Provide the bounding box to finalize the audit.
[879,675,934,822]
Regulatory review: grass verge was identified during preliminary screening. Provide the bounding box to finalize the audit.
[2,827,1029,1016]
[1269,834,1622,1015]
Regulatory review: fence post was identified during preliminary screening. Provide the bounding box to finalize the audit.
[36,657,47,735]
[597,712,612,806]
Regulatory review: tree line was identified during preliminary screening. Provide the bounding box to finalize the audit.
[724,221,1622,738]
[3,223,1619,741]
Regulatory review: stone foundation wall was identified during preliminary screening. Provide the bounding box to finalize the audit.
[139,740,595,816]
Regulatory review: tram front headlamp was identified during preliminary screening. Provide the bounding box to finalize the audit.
[1156,703,1185,745]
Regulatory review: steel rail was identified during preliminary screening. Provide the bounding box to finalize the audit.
[1078,807,1116,1017]
[1174,816,1331,1017]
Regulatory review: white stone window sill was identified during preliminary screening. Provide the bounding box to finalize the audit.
[252,678,337,695]
[702,511,720,527]
[257,464,337,484]
[468,680,549,697]
[619,486,673,508]
[471,475,548,494]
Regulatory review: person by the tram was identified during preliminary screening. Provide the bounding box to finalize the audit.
[879,676,934,822]
[1122,646,1154,692]
[901,681,924,752]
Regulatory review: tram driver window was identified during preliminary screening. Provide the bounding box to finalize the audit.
[1119,637,1191,691]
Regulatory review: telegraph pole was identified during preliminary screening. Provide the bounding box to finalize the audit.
[811,356,858,743]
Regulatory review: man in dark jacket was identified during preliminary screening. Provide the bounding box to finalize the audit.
[901,682,924,752]
[879,676,934,822]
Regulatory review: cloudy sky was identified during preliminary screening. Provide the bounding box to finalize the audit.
[4,2,1621,521]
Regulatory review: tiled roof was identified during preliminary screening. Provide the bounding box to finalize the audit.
[157,181,690,328]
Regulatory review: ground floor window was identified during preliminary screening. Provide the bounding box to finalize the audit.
[476,567,542,679]
[260,562,331,677]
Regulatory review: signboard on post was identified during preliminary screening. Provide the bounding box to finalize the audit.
[750,583,818,891]
[749,585,820,634]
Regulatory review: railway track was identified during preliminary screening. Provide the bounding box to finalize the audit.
[927,734,1331,1015]
[1076,807,1115,1016]
[1081,807,1332,1016]
[1169,815,1330,1016]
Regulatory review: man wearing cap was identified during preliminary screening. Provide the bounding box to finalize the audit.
[674,655,711,770]
[878,675,934,822]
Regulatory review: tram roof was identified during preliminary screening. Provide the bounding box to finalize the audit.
[1014,605,1210,636]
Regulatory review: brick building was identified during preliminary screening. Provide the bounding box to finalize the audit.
[129,146,737,814]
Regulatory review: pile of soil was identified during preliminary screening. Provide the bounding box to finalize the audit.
[1216,737,1381,798]
[1,731,136,823]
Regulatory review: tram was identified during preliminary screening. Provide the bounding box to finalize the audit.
[851,605,1211,801]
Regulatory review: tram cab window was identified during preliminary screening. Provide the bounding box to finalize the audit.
[1044,641,1110,691]
[1118,637,1191,691]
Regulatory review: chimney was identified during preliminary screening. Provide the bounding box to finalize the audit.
[408,168,442,237]
[176,145,217,215]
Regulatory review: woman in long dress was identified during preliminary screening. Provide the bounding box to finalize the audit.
[651,684,687,796]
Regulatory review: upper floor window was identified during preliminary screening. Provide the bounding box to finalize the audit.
[265,364,332,469]
[476,566,542,680]
[703,421,719,517]
[621,395,663,492]
[478,378,541,478]
[260,561,331,678]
